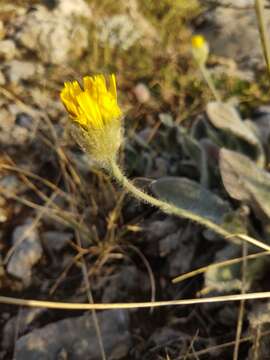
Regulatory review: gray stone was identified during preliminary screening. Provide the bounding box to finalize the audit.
[199,1,270,67]
[0,175,20,192]
[15,310,131,360]
[2,308,45,350]
[98,14,143,51]
[42,231,73,251]
[0,107,31,144]
[7,219,43,286]
[159,228,197,277]
[102,265,150,303]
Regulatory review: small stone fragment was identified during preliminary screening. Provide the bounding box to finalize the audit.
[133,83,151,104]
[7,219,43,286]
[42,231,73,251]
[15,310,131,359]
[0,40,16,60]
[7,60,44,84]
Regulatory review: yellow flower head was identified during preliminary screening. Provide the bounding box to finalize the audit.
[191,35,206,49]
[60,74,123,167]
[60,74,122,129]
[191,34,209,65]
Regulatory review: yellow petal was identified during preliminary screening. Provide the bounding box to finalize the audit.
[77,91,103,128]
[109,74,117,100]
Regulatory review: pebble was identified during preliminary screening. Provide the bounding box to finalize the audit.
[7,219,43,286]
[133,83,151,104]
[42,231,73,251]
[0,40,16,60]
[15,310,131,359]
[7,60,44,84]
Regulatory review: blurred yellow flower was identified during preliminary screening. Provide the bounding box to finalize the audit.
[191,35,205,49]
[191,34,209,65]
[60,74,123,167]
[60,74,122,129]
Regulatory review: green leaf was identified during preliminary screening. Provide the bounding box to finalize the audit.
[207,102,265,167]
[220,148,270,219]
[151,177,231,224]
[180,130,209,187]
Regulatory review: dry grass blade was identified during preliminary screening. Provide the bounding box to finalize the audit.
[233,233,270,252]
[255,0,270,80]
[126,244,156,309]
[172,251,270,283]
[233,243,247,360]
[0,187,90,237]
[0,163,74,204]
[1,291,270,310]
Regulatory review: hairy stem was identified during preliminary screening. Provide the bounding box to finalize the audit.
[110,160,270,252]
[199,63,221,102]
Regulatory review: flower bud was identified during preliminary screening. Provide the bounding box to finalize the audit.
[191,35,209,65]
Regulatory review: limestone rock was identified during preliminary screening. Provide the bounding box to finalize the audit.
[6,60,44,84]
[0,40,17,60]
[199,0,270,67]
[17,1,91,64]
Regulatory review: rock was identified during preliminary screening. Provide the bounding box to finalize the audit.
[0,175,20,192]
[15,310,131,360]
[0,105,35,145]
[0,40,16,60]
[15,113,34,129]
[17,1,91,65]
[42,231,73,251]
[133,83,151,104]
[199,1,270,67]
[252,106,270,145]
[148,327,186,348]
[97,0,157,51]
[2,308,45,350]
[7,219,43,286]
[6,60,44,84]
[102,265,150,302]
[57,0,92,17]
[159,227,197,277]
[98,14,143,51]
[145,218,179,241]
[0,109,30,145]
